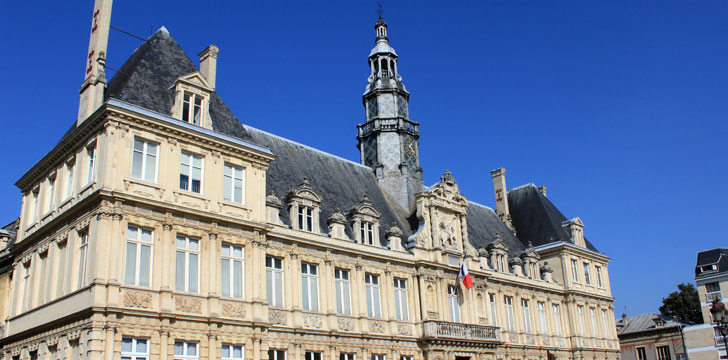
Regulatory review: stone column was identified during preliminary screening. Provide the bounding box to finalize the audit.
[207,333,217,360]
[161,221,173,290]
[353,264,364,317]
[160,329,169,360]
[208,231,219,296]
[104,325,115,360]
[323,258,334,314]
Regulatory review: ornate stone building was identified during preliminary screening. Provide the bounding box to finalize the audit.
[0,1,620,360]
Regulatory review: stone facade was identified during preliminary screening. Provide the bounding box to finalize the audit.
[0,3,621,360]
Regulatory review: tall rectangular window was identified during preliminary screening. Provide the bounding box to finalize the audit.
[221,344,244,360]
[305,352,322,360]
[175,236,199,293]
[504,296,514,331]
[179,152,203,193]
[340,353,356,360]
[583,262,591,285]
[87,145,96,184]
[552,304,562,335]
[21,262,31,311]
[269,350,286,360]
[371,355,386,360]
[301,262,319,312]
[394,278,409,321]
[577,305,585,335]
[38,252,48,304]
[131,138,158,182]
[65,162,75,199]
[590,308,597,336]
[125,226,153,287]
[46,177,55,213]
[77,229,89,288]
[266,256,284,307]
[538,302,547,333]
[335,268,351,315]
[636,348,647,360]
[298,206,313,231]
[521,299,531,333]
[31,189,39,224]
[221,244,244,298]
[174,341,198,360]
[656,346,671,360]
[706,282,722,301]
[56,240,67,298]
[571,259,579,282]
[365,273,381,318]
[182,92,203,125]
[448,285,461,322]
[360,222,374,245]
[489,293,498,326]
[121,337,149,360]
[602,309,609,337]
[223,164,245,204]
[596,266,603,287]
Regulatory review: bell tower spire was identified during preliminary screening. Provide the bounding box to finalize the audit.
[358,16,423,211]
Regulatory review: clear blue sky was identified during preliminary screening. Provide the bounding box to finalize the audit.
[1,1,726,317]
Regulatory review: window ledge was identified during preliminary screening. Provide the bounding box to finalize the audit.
[59,196,73,208]
[124,177,162,190]
[79,181,96,194]
[219,199,250,211]
[41,210,55,221]
[173,189,206,200]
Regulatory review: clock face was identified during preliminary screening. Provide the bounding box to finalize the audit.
[404,138,416,156]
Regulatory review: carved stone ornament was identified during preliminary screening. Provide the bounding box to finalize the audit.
[478,317,488,325]
[304,314,323,328]
[526,335,536,345]
[269,310,287,325]
[542,337,551,346]
[174,296,202,313]
[438,219,458,248]
[266,190,283,209]
[508,334,519,343]
[385,222,404,238]
[369,321,385,333]
[398,324,412,336]
[338,318,355,331]
[221,301,246,318]
[540,262,554,273]
[327,208,347,225]
[427,311,439,320]
[123,290,153,309]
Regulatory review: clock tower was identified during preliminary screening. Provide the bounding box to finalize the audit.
[358,17,423,211]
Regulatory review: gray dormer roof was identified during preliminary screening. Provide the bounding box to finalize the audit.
[616,313,686,336]
[695,248,728,278]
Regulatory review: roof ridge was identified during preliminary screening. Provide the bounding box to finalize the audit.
[508,182,536,192]
[242,125,371,170]
[468,201,495,213]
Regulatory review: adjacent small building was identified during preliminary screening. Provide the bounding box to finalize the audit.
[617,313,687,360]
[683,248,728,360]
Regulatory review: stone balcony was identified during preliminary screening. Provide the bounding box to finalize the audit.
[422,321,502,347]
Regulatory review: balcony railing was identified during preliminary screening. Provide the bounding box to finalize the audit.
[423,321,501,343]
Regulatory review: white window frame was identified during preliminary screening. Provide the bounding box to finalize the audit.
[400,356,413,360]
[583,262,592,285]
[365,273,382,318]
[221,344,244,360]
[577,305,585,335]
[656,345,671,360]
[266,256,284,307]
[77,229,89,288]
[489,293,498,326]
[179,151,203,194]
[121,337,149,360]
[305,352,323,360]
[552,304,562,335]
[596,266,603,287]
[182,91,204,125]
[87,144,96,185]
[504,295,515,331]
[360,221,374,245]
[538,301,547,333]
[221,244,244,298]
[521,299,532,332]
[175,236,200,293]
[21,262,31,312]
[636,347,647,360]
[394,278,409,321]
[340,353,356,360]
[131,138,159,183]
[174,340,199,360]
[65,161,75,199]
[371,355,386,360]
[590,307,597,336]
[298,206,313,231]
[571,259,579,282]
[301,262,320,312]
[223,164,245,204]
[125,226,154,287]
[602,309,609,337]
[334,268,352,315]
[269,349,286,360]
[46,176,56,213]
[448,285,461,323]
[30,189,39,224]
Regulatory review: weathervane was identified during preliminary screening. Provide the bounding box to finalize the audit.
[377,1,384,18]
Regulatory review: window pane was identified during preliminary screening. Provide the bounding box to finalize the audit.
[124,243,137,284]
[175,251,185,291]
[140,229,152,242]
[221,258,230,296]
[222,346,230,358]
[343,282,351,314]
[144,144,157,182]
[132,148,143,178]
[139,245,151,286]
[189,253,198,292]
[233,246,243,258]
[224,173,232,201]
[222,244,231,256]
[136,339,147,353]
[189,239,199,251]
[311,278,319,311]
[274,271,283,307]
[302,276,309,310]
[266,270,273,304]
[233,346,242,357]
[234,176,243,203]
[122,338,133,352]
[233,260,243,298]
[187,343,196,356]
[174,342,183,355]
[373,287,381,317]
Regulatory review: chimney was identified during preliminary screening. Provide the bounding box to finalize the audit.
[199,45,219,90]
[490,167,515,232]
[538,185,547,197]
[562,217,585,247]
[77,0,113,125]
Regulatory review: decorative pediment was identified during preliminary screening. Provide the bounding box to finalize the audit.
[287,177,322,205]
[487,233,509,253]
[520,242,540,260]
[177,72,213,91]
[430,170,468,208]
[348,193,381,220]
[562,217,585,247]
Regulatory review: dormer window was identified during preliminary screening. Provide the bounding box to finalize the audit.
[182,92,203,125]
[286,177,322,233]
[349,193,381,246]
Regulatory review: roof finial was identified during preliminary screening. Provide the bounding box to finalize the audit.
[377,1,384,19]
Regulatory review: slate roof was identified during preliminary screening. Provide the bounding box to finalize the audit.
[508,184,598,252]
[695,248,728,277]
[1,219,19,248]
[616,313,686,336]
[97,27,594,256]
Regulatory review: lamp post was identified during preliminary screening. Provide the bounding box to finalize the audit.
[709,299,728,356]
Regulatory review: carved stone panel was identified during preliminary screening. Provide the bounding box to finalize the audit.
[508,334,519,343]
[338,318,355,331]
[304,314,323,329]
[269,310,287,325]
[123,290,152,309]
[174,296,202,313]
[427,311,439,320]
[398,324,412,336]
[221,301,246,318]
[369,321,385,333]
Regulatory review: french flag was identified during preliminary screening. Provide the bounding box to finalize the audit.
[458,259,473,289]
